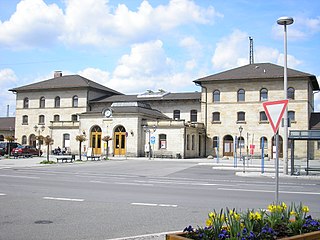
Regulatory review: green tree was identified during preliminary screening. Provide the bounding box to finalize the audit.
[76,135,86,161]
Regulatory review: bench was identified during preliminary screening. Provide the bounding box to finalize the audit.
[156,154,173,159]
[86,147,101,161]
[86,155,101,161]
[305,167,320,175]
[56,155,75,163]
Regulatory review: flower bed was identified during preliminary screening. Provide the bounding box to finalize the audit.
[167,202,320,240]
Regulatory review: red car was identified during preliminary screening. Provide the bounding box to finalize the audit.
[11,145,43,157]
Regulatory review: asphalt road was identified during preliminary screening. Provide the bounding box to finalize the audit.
[0,159,319,240]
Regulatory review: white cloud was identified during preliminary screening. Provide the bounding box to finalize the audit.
[78,68,110,86]
[211,29,303,71]
[107,40,195,93]
[0,0,64,49]
[0,0,221,49]
[0,69,18,117]
[272,16,320,40]
[211,29,248,70]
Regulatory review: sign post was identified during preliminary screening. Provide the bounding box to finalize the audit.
[263,99,288,204]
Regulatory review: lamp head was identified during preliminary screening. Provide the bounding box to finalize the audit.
[277,16,294,25]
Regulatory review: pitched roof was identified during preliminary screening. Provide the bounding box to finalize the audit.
[9,75,122,95]
[194,63,319,90]
[0,117,15,131]
[91,92,201,103]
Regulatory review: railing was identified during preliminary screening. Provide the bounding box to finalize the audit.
[49,121,79,129]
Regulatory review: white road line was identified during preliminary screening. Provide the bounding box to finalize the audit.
[131,202,178,207]
[43,197,84,202]
[218,188,320,195]
[115,182,154,186]
[0,174,40,179]
[106,230,179,240]
[0,193,7,196]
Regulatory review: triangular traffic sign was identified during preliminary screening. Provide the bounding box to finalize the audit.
[262,100,288,134]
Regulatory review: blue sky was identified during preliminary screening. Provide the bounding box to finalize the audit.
[0,0,319,117]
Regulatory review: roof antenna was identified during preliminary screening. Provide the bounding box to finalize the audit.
[249,36,254,64]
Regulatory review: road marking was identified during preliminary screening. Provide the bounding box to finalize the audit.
[43,197,84,202]
[218,188,320,195]
[106,230,179,240]
[0,193,6,196]
[115,182,154,186]
[131,202,177,207]
[0,174,40,179]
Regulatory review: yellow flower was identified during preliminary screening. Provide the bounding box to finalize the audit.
[249,212,255,220]
[302,206,309,213]
[234,213,240,221]
[268,204,276,212]
[281,202,287,210]
[206,218,213,226]
[254,211,262,220]
[290,211,296,216]
[208,212,215,219]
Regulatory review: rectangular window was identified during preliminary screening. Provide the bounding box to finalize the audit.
[159,134,167,149]
[39,115,45,124]
[191,135,195,150]
[190,110,197,122]
[173,110,180,120]
[22,115,28,125]
[237,112,245,122]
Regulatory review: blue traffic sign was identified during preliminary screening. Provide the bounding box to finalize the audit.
[150,136,156,144]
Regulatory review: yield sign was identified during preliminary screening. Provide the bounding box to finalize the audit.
[262,100,288,134]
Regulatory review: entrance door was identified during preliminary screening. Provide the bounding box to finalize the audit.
[223,135,234,156]
[91,126,102,155]
[114,126,126,156]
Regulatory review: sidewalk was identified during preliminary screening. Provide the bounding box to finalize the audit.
[0,155,319,179]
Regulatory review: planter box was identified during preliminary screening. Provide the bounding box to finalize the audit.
[166,231,320,240]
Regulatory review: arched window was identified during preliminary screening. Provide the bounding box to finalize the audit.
[39,115,45,124]
[213,90,220,102]
[54,96,60,108]
[260,111,267,121]
[260,137,268,149]
[212,112,220,122]
[237,111,245,122]
[287,87,295,100]
[159,134,167,149]
[173,110,180,120]
[54,115,60,121]
[23,97,29,109]
[288,111,295,121]
[72,95,78,107]
[260,88,268,101]
[237,89,245,102]
[22,115,28,125]
[39,97,45,108]
[22,135,27,145]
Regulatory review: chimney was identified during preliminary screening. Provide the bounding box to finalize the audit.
[54,71,62,78]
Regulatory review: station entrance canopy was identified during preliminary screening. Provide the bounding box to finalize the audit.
[288,130,320,175]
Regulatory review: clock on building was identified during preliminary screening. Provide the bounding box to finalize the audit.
[104,108,112,118]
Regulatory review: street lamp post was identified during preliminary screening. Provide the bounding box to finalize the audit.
[143,124,157,159]
[239,126,244,173]
[277,16,294,175]
[34,125,45,156]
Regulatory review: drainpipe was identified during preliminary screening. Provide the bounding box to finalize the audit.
[195,83,207,157]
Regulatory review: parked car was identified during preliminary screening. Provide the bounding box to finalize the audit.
[0,142,22,156]
[11,145,43,157]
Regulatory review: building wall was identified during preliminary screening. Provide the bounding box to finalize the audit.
[201,77,312,159]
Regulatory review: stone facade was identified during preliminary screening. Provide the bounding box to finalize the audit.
[9,63,319,160]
